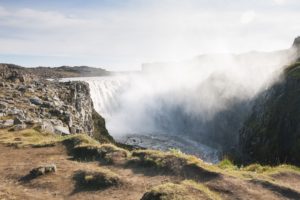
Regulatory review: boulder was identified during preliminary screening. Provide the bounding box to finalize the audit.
[54,125,70,135]
[41,101,54,108]
[12,123,27,131]
[6,108,25,119]
[30,164,57,177]
[17,86,26,93]
[0,119,14,128]
[0,101,8,109]
[29,97,43,105]
[40,120,55,133]
[13,117,23,125]
[64,113,73,127]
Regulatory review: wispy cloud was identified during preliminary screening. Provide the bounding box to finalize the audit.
[0,1,299,70]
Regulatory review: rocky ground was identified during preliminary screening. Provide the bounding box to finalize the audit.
[1,129,300,200]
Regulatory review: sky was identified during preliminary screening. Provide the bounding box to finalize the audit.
[0,0,299,70]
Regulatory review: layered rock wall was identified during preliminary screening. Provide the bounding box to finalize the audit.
[0,64,112,143]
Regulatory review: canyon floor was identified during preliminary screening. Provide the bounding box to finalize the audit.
[1,128,300,200]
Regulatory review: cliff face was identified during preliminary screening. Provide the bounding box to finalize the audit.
[239,61,300,165]
[0,64,112,143]
[239,37,300,165]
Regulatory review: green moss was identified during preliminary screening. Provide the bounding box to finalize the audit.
[218,158,236,170]
[242,164,272,173]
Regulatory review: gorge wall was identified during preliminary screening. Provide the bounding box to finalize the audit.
[239,61,300,165]
[0,64,112,143]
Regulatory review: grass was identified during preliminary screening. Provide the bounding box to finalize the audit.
[73,168,121,190]
[0,128,129,163]
[130,149,300,187]
[141,180,222,200]
[61,134,129,163]
[218,158,236,170]
[182,180,222,200]
[141,182,189,200]
[0,128,60,147]
[130,149,221,181]
[62,134,101,148]
[0,116,13,120]
[241,164,300,175]
[1,126,300,189]
[131,149,202,168]
[215,158,300,183]
[72,143,130,163]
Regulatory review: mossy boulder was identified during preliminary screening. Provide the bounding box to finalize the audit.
[73,168,121,190]
[130,150,220,181]
[141,181,221,200]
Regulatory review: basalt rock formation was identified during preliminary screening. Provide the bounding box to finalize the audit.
[0,64,112,143]
[239,38,300,165]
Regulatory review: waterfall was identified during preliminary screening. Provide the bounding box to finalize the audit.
[85,76,126,119]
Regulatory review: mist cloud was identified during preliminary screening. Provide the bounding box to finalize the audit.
[90,47,298,139]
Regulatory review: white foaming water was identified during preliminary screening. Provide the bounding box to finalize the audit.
[87,77,125,118]
[62,76,127,119]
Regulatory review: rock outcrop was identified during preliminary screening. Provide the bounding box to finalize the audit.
[0,64,112,143]
[239,61,300,165]
[293,36,300,61]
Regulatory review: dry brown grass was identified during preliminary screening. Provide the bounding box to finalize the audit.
[73,168,122,190]
[141,180,222,200]
[0,128,60,147]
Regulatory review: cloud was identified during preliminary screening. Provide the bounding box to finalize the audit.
[273,0,288,5]
[0,2,299,70]
[240,10,256,24]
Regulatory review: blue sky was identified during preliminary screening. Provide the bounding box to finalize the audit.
[0,0,299,70]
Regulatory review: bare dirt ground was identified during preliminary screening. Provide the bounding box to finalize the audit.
[0,144,177,200]
[1,143,300,200]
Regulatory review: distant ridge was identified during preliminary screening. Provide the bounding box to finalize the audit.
[0,63,111,79]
